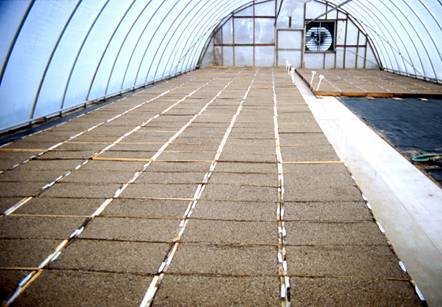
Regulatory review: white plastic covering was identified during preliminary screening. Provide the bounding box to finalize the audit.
[336,0,442,82]
[0,0,441,131]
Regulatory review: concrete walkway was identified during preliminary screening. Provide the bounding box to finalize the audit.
[0,68,419,306]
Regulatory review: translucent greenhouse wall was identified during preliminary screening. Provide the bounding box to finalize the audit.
[205,0,379,69]
[205,0,442,81]
[0,0,441,132]
[0,0,255,132]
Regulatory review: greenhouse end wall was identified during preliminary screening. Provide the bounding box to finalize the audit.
[203,0,379,69]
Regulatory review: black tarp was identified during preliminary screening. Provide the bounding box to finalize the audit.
[341,97,442,185]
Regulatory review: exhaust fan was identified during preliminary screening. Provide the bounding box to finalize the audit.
[305,22,335,52]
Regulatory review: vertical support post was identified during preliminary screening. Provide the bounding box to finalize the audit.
[302,1,307,68]
[253,0,256,67]
[274,0,278,67]
[343,13,348,68]
[364,36,368,69]
[221,26,224,66]
[275,29,279,67]
[334,12,338,69]
[325,1,329,19]
[355,30,360,68]
[232,13,236,66]
[323,2,328,69]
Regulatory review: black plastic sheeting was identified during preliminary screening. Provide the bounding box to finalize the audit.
[341,97,442,185]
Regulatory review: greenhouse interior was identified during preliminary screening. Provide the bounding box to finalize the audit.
[0,0,441,306]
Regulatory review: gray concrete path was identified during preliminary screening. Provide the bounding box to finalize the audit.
[0,68,419,306]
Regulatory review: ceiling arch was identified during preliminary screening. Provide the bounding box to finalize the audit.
[0,0,440,132]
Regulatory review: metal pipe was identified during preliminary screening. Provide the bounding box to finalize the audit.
[306,0,353,25]
[362,0,419,76]
[29,0,82,120]
[345,2,401,70]
[166,0,239,78]
[369,0,426,77]
[138,1,195,87]
[177,1,243,74]
[119,0,171,93]
[149,0,211,83]
[85,0,136,101]
[103,0,154,97]
[59,0,111,111]
[160,0,238,77]
[0,0,35,86]
[274,0,285,25]
[182,0,267,71]
[157,0,215,81]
